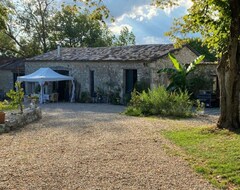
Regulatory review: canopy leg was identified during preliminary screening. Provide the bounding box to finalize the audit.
[39,82,44,104]
[71,80,75,103]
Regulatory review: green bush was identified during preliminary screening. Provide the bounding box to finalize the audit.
[125,86,193,117]
[6,82,24,114]
[124,106,142,116]
[109,91,121,105]
[80,92,92,103]
[0,100,14,111]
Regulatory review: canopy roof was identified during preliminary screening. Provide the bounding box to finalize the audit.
[17,68,73,82]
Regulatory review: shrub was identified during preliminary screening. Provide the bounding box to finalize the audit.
[124,106,142,116]
[186,75,213,98]
[80,92,92,103]
[134,80,150,93]
[0,100,14,111]
[125,86,193,117]
[6,82,24,114]
[109,91,121,105]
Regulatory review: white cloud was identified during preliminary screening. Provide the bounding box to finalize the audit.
[109,24,133,35]
[163,0,193,15]
[117,5,159,22]
[141,36,171,44]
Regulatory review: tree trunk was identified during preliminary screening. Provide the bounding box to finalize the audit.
[217,0,240,130]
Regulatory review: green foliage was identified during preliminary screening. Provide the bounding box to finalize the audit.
[0,100,14,111]
[158,53,205,92]
[80,91,92,103]
[6,82,24,113]
[0,32,17,57]
[163,127,240,189]
[0,3,7,31]
[134,80,150,93]
[1,0,114,57]
[49,5,113,48]
[153,0,231,56]
[195,99,205,112]
[188,38,217,62]
[113,27,136,46]
[124,106,142,116]
[109,90,121,105]
[186,75,213,98]
[125,86,193,117]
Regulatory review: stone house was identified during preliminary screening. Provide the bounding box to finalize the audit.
[0,58,25,99]
[25,44,217,102]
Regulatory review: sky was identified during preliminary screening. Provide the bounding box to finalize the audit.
[60,0,193,45]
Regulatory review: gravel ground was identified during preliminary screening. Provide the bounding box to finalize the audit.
[0,103,218,190]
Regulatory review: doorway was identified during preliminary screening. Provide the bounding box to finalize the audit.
[125,69,137,94]
[55,70,69,102]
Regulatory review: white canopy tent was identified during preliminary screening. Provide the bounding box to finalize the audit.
[17,68,75,104]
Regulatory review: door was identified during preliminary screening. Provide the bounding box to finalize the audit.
[125,69,137,94]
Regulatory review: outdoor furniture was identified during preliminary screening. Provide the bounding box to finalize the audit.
[197,91,219,107]
[43,94,50,103]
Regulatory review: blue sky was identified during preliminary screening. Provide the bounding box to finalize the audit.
[104,0,192,44]
[60,0,193,44]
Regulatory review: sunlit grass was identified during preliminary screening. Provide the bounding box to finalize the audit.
[163,127,240,189]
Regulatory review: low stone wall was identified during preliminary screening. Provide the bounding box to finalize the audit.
[0,107,42,134]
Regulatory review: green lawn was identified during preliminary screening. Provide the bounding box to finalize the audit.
[163,127,240,189]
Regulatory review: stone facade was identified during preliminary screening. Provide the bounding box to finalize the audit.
[25,45,217,102]
[150,46,199,88]
[25,61,151,101]
[0,70,14,93]
[0,107,42,134]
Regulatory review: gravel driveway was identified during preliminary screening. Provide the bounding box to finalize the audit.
[0,103,218,190]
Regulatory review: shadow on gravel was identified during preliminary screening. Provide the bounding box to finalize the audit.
[40,103,126,114]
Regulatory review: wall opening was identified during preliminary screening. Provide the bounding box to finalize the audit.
[55,70,69,102]
[90,70,95,97]
[125,69,137,94]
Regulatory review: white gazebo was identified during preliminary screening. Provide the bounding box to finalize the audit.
[17,68,75,104]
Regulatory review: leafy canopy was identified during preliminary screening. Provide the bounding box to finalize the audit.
[152,0,231,56]
[113,27,136,46]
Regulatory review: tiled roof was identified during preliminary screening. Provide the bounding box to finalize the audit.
[27,44,176,62]
[0,58,25,72]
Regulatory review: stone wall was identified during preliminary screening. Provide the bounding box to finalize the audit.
[25,61,151,101]
[25,46,210,101]
[0,70,13,93]
[0,107,42,134]
[150,46,199,88]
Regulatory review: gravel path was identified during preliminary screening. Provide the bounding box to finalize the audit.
[0,103,218,190]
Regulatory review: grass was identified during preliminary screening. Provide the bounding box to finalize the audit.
[163,126,240,189]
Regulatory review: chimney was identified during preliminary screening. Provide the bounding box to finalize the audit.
[57,43,61,58]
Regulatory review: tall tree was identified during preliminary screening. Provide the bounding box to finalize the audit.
[1,0,55,57]
[49,5,113,48]
[113,27,136,46]
[1,0,112,57]
[153,0,240,130]
[0,3,8,30]
[188,38,216,62]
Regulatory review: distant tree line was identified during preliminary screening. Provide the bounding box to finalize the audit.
[0,0,136,58]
